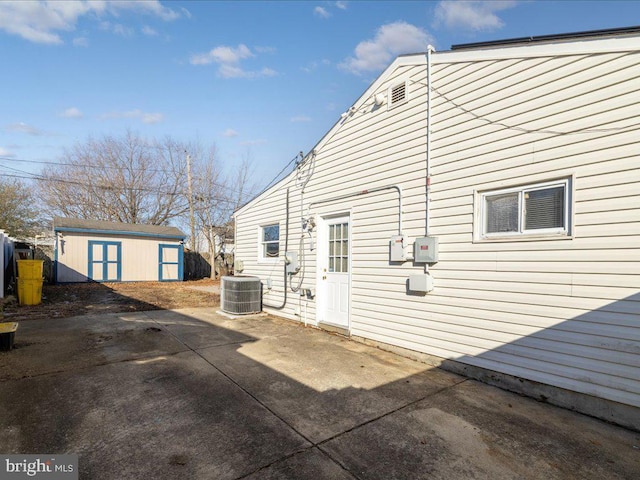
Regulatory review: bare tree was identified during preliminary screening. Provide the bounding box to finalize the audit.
[39,131,190,225]
[0,177,41,238]
[191,151,255,278]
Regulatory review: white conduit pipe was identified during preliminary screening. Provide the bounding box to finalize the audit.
[308,185,403,234]
[426,45,435,238]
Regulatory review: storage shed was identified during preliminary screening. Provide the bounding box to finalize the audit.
[54,217,185,283]
[234,27,640,430]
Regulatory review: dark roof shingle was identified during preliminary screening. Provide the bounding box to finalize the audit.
[53,217,185,239]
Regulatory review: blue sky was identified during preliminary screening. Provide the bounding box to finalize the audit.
[1,1,639,189]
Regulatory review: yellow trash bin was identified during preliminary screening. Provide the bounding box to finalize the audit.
[17,278,43,306]
[17,260,44,280]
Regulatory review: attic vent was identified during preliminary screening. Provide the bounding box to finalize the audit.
[390,82,407,106]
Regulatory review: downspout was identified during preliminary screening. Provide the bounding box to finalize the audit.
[425,45,435,273]
[264,187,289,310]
[426,45,435,238]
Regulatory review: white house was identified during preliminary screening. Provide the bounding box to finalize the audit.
[233,28,640,430]
[54,217,185,283]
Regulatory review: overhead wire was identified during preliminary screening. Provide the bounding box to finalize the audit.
[416,80,640,136]
[252,152,302,198]
[0,169,241,207]
[0,156,250,199]
[0,155,180,175]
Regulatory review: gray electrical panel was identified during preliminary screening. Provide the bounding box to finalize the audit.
[285,251,299,275]
[414,237,438,263]
[389,234,407,262]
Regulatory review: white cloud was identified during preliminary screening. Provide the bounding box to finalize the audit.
[0,0,183,45]
[191,44,277,79]
[254,45,276,54]
[100,109,164,124]
[60,107,83,119]
[223,129,239,138]
[5,122,45,136]
[301,58,330,73]
[190,44,253,66]
[100,21,134,37]
[72,36,88,47]
[141,112,164,124]
[335,1,348,9]
[141,25,158,36]
[241,139,267,146]
[314,7,331,19]
[0,147,15,157]
[291,116,312,123]
[340,22,433,75]
[434,1,517,31]
[259,67,277,77]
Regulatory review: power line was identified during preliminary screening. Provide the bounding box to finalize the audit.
[428,84,640,136]
[0,156,250,198]
[255,152,302,197]
[0,155,173,174]
[0,170,241,207]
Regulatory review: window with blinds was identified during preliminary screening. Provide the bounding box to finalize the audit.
[480,179,570,239]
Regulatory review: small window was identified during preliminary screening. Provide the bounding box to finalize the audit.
[260,224,280,259]
[328,222,349,273]
[480,179,570,239]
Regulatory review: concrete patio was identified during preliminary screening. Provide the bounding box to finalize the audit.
[0,308,638,479]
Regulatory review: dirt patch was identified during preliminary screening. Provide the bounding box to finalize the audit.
[2,279,220,322]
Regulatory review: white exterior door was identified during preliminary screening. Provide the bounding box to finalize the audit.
[319,215,350,328]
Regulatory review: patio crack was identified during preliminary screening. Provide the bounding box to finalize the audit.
[149,313,468,480]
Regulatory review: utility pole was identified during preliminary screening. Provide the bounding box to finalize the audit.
[186,152,196,252]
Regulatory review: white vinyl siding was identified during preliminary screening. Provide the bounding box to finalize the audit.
[423,46,640,409]
[235,39,640,412]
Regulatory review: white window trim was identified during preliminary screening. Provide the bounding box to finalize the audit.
[476,178,572,241]
[258,223,280,263]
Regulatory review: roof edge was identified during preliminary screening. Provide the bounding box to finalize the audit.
[54,226,185,240]
[451,25,640,51]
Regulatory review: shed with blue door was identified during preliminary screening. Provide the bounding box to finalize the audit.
[54,217,185,283]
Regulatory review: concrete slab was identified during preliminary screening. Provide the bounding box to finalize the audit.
[1,307,638,480]
[0,312,188,380]
[321,379,640,479]
[198,322,466,443]
[0,351,309,479]
[145,308,286,350]
[243,448,356,479]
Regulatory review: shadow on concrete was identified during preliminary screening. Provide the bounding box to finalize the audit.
[0,298,638,479]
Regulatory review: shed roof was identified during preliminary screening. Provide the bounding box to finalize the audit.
[54,217,185,240]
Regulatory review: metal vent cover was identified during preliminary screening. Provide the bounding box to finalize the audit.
[390,82,407,106]
[221,276,262,315]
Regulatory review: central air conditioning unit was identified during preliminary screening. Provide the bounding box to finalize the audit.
[221,276,262,315]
